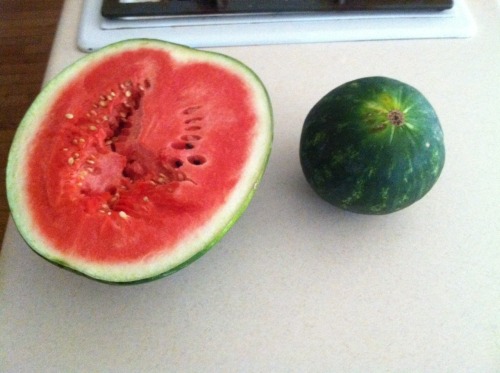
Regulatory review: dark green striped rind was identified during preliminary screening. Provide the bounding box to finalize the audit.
[300,76,445,214]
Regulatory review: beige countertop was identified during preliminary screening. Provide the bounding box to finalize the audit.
[2,1,499,371]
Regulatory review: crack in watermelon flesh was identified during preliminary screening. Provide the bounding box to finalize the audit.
[25,46,261,264]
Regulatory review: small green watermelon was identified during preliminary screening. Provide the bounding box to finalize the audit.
[300,76,445,214]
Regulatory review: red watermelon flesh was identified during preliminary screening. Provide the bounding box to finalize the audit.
[7,39,273,283]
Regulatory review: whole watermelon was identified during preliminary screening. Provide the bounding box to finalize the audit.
[300,76,445,214]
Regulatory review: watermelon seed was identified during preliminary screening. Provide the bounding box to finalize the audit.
[108,193,120,206]
[181,134,201,141]
[119,211,128,219]
[65,113,74,119]
[157,173,169,184]
[120,81,132,91]
[89,125,97,131]
[143,196,149,202]
[188,155,206,166]
[67,157,75,165]
[171,141,194,150]
[184,117,203,124]
[185,126,201,131]
[171,158,183,168]
[182,105,202,115]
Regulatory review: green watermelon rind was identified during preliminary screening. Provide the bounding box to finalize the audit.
[6,39,273,284]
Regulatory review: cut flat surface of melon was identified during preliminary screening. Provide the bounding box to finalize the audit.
[7,39,273,283]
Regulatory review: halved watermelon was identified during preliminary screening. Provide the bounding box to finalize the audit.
[7,39,273,284]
